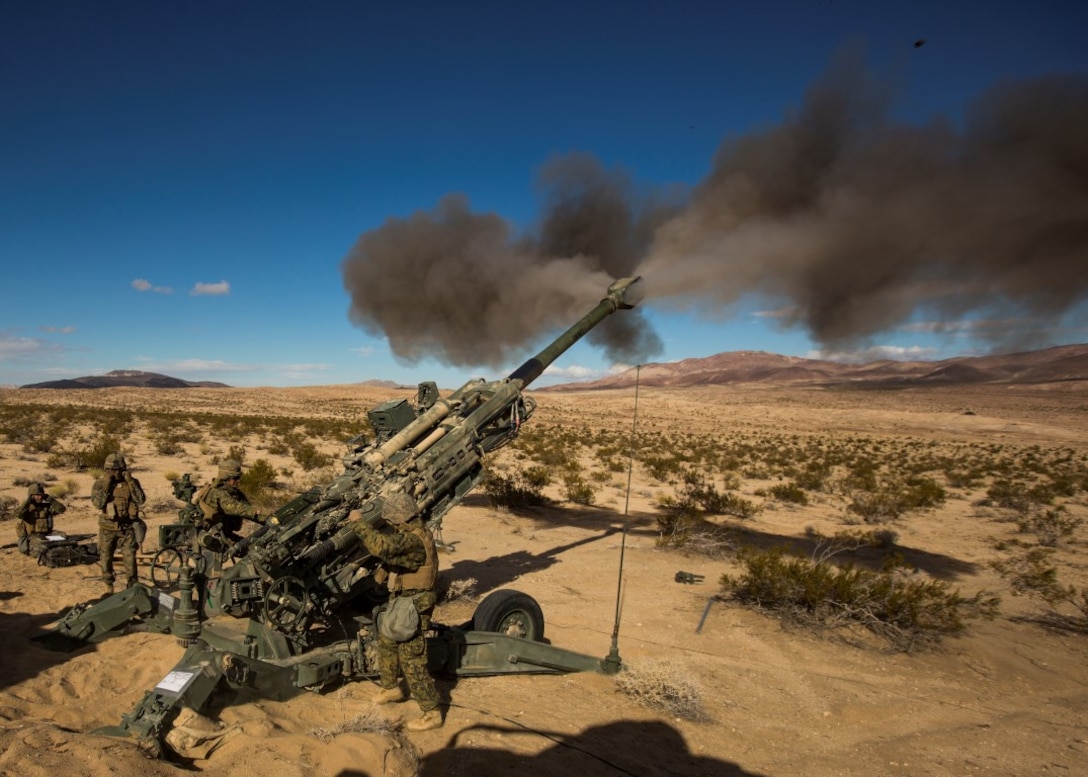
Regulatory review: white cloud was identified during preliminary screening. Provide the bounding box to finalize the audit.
[0,333,47,360]
[40,325,76,334]
[808,344,937,363]
[350,346,376,356]
[132,278,173,294]
[137,358,261,374]
[279,364,332,380]
[190,280,231,296]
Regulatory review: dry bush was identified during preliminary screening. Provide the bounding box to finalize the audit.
[439,577,478,603]
[311,706,399,740]
[614,658,708,721]
[48,478,80,499]
[0,495,18,522]
[992,548,1088,632]
[722,547,1000,652]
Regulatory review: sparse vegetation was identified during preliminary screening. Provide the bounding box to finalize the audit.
[0,495,18,522]
[721,546,1000,651]
[614,658,707,721]
[439,577,478,603]
[991,549,1088,632]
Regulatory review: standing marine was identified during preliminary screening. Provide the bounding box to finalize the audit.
[16,482,67,558]
[91,454,146,594]
[349,491,443,732]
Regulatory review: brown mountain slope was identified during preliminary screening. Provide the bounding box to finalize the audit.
[20,370,229,389]
[544,343,1088,391]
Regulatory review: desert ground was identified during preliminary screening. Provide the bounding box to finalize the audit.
[1,382,1086,777]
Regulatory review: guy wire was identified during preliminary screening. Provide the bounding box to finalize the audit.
[607,364,641,670]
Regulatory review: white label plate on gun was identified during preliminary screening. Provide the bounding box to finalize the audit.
[156,670,197,694]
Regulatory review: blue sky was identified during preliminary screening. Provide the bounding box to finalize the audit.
[2,1,1086,389]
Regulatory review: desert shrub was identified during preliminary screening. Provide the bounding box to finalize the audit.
[79,434,125,471]
[49,478,80,499]
[768,482,809,505]
[667,469,761,519]
[562,472,596,505]
[805,527,900,553]
[45,446,92,470]
[439,577,478,603]
[482,465,550,510]
[613,659,707,721]
[983,479,1039,513]
[14,473,56,488]
[721,547,999,651]
[521,465,553,490]
[0,496,18,522]
[292,442,333,471]
[900,476,946,510]
[266,436,290,456]
[311,707,401,743]
[794,462,831,491]
[1016,506,1082,547]
[845,475,946,523]
[654,504,736,557]
[153,434,186,456]
[227,445,247,464]
[240,458,278,505]
[992,549,1088,632]
[945,468,983,489]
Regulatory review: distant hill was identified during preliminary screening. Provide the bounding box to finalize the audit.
[20,370,230,389]
[542,343,1088,391]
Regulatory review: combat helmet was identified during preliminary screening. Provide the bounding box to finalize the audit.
[104,453,127,471]
[27,482,45,497]
[382,492,419,525]
[218,459,242,479]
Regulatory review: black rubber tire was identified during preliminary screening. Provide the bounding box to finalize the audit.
[471,589,545,642]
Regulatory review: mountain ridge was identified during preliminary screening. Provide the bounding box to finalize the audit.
[20,370,230,389]
[542,343,1088,391]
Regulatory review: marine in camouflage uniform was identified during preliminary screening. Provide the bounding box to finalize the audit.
[198,459,266,544]
[349,492,443,732]
[91,453,146,593]
[16,483,67,557]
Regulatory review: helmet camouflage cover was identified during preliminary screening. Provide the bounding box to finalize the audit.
[382,492,418,525]
[104,453,126,470]
[28,482,45,497]
[218,459,242,479]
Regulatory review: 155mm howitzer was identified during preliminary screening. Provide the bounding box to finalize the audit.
[36,277,641,755]
[199,274,640,654]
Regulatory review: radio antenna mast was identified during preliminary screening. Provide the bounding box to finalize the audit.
[604,364,641,673]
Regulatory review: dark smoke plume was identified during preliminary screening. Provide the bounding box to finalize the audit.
[344,53,1088,368]
[342,153,669,369]
[640,52,1088,352]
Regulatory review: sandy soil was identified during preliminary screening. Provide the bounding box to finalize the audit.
[1,383,1086,776]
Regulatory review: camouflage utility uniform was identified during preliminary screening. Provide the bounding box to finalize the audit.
[16,484,66,557]
[91,455,146,592]
[199,460,264,543]
[350,493,442,731]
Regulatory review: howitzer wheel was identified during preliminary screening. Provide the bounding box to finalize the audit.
[149,547,205,590]
[262,576,310,631]
[471,589,545,642]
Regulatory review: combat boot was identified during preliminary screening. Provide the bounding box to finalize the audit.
[372,685,405,705]
[406,708,443,732]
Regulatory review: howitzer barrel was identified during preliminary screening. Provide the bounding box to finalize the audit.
[506,276,641,389]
